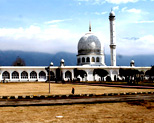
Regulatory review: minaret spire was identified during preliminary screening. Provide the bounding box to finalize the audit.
[89,21,91,32]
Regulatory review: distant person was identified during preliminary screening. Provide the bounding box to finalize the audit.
[72,87,75,94]
[3,78,5,83]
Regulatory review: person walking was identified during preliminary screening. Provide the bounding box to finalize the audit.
[72,87,75,94]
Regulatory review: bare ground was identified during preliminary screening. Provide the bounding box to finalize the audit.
[0,82,154,123]
[0,82,154,96]
[0,102,154,123]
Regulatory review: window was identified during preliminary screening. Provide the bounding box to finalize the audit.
[39,71,46,79]
[21,71,28,79]
[78,58,81,63]
[86,57,90,62]
[30,71,37,79]
[96,57,100,62]
[2,71,10,79]
[82,57,85,63]
[92,57,95,62]
[12,71,19,79]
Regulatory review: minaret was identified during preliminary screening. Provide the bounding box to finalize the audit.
[109,10,116,66]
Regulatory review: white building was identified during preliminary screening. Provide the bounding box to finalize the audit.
[0,10,151,82]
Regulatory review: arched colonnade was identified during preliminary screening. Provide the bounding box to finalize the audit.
[2,70,47,82]
[0,67,121,82]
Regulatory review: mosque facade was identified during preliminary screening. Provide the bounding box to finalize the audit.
[0,10,151,82]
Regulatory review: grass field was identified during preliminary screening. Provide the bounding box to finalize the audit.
[0,82,154,96]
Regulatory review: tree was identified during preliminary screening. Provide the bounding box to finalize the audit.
[93,69,108,81]
[106,76,111,82]
[73,68,87,81]
[119,68,141,85]
[145,66,154,82]
[78,70,87,81]
[119,68,127,81]
[12,57,26,66]
[73,68,78,79]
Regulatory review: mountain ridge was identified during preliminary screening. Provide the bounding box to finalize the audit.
[0,50,154,67]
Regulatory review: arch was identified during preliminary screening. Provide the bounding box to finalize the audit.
[77,58,81,64]
[39,71,46,79]
[112,70,118,75]
[2,71,10,79]
[82,57,85,63]
[92,57,95,62]
[65,71,72,80]
[21,71,28,79]
[112,70,118,81]
[86,57,90,62]
[96,57,100,62]
[30,71,37,79]
[12,71,19,79]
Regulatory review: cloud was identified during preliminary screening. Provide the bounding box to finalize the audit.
[45,19,72,24]
[1,25,154,56]
[126,8,141,14]
[121,7,128,12]
[135,20,154,23]
[94,12,100,15]
[0,25,81,54]
[76,0,138,4]
[117,35,154,55]
[123,37,139,40]
[121,7,141,14]
[101,11,108,14]
[0,24,109,55]
[105,0,138,4]
[45,20,65,24]
[113,6,119,11]
[94,11,107,15]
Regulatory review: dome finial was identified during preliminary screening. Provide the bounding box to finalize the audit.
[111,7,113,11]
[109,8,115,16]
[89,21,91,32]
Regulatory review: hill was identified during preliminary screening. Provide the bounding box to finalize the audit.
[0,50,153,66]
[0,50,76,66]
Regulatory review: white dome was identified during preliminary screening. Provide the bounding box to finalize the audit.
[78,32,102,55]
[61,59,64,63]
[109,10,115,16]
[131,60,135,63]
[50,62,53,66]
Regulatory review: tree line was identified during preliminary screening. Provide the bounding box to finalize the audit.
[119,66,154,85]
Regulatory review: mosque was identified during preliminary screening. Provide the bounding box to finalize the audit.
[0,10,151,82]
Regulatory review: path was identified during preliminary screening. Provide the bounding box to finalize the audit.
[0,93,154,107]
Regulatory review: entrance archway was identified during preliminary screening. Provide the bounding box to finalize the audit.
[65,71,72,81]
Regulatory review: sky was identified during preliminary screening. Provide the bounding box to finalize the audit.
[0,0,154,56]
